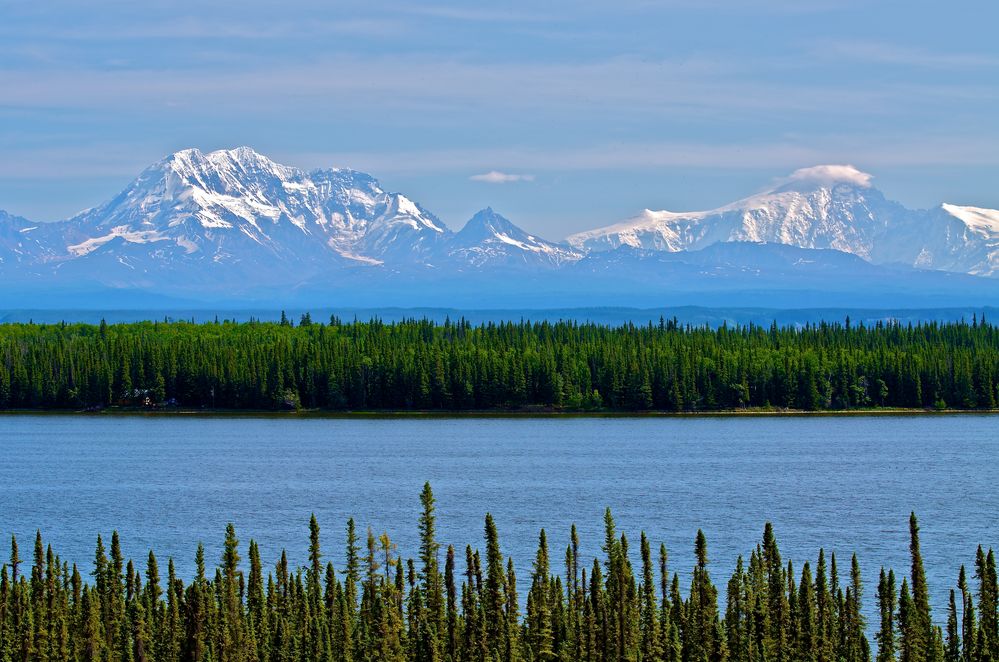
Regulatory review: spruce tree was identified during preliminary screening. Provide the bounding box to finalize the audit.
[909,513,933,661]
[975,547,997,662]
[687,530,722,662]
[946,590,960,662]
[762,522,789,661]
[844,554,867,662]
[418,483,444,662]
[483,514,508,662]
[444,545,458,662]
[81,586,104,662]
[900,579,915,662]
[220,522,245,662]
[527,529,555,662]
[10,536,22,585]
[816,549,834,662]
[724,556,747,662]
[798,562,818,662]
[345,519,361,617]
[639,533,663,662]
[505,557,521,662]
[877,569,897,662]
[2,492,998,662]
[309,515,323,606]
[958,566,976,662]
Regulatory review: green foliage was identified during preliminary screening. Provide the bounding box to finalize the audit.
[0,493,994,662]
[0,317,997,412]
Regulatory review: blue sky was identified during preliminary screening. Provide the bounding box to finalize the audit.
[2,0,998,239]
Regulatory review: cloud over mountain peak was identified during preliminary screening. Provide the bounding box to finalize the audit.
[2,150,999,308]
[779,164,874,190]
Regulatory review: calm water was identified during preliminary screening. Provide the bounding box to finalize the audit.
[2,414,997,626]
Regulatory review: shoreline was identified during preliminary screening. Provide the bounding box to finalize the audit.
[1,406,997,419]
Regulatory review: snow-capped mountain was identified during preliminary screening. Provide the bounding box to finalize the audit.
[0,210,59,266]
[1,151,998,307]
[880,203,999,276]
[445,208,581,268]
[0,147,582,289]
[568,165,999,276]
[58,146,450,274]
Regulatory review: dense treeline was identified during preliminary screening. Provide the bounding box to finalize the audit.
[1,315,998,411]
[2,485,995,662]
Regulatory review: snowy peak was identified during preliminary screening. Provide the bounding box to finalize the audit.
[568,165,999,277]
[455,207,523,242]
[4,153,999,295]
[0,209,48,265]
[567,165,899,259]
[941,204,999,235]
[449,208,582,268]
[76,146,309,231]
[58,147,452,268]
[906,203,999,276]
[149,146,303,215]
[163,146,297,184]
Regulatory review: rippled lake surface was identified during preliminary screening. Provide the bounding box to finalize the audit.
[3,414,997,624]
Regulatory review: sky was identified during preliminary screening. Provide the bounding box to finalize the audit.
[1,0,998,239]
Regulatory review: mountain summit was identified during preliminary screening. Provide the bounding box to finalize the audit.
[567,164,999,276]
[61,146,450,272]
[0,147,577,288]
[448,208,581,268]
[1,150,998,306]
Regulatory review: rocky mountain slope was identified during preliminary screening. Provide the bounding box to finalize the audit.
[0,147,583,287]
[1,150,998,307]
[567,165,999,276]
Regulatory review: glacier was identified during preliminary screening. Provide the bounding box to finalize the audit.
[1,149,998,307]
[567,164,999,277]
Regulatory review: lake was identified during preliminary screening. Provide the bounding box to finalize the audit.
[2,413,996,627]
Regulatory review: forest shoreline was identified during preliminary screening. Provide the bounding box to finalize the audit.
[2,406,998,418]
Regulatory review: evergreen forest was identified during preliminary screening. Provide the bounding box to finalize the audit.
[1,485,994,662]
[0,316,997,412]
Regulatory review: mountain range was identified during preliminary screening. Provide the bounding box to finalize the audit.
[568,164,999,277]
[2,147,998,308]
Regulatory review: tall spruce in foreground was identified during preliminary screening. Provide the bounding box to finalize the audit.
[526,530,554,662]
[947,590,960,662]
[762,522,789,661]
[975,547,998,662]
[2,499,997,662]
[686,529,723,662]
[418,483,443,662]
[877,569,897,662]
[483,514,509,661]
[639,533,662,662]
[905,513,934,662]
[800,562,819,662]
[816,549,835,662]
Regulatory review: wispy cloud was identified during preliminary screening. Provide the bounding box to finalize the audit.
[815,40,999,70]
[4,134,999,227]
[4,133,999,184]
[470,171,535,184]
[0,17,407,41]
[780,164,873,188]
[0,54,954,120]
[399,5,552,23]
[291,134,999,176]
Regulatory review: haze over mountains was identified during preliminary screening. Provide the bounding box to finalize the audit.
[1,147,998,309]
